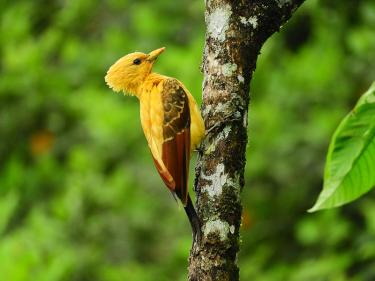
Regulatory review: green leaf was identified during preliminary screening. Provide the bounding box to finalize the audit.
[309,82,375,212]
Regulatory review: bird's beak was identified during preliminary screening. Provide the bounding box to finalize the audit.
[147,47,165,62]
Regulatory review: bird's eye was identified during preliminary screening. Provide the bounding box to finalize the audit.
[133,58,142,65]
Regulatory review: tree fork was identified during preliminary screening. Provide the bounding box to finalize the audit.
[188,1,304,280]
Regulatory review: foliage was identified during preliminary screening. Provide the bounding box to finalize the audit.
[1,0,375,280]
[310,82,375,212]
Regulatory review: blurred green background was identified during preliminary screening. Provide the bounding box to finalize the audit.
[1,0,375,280]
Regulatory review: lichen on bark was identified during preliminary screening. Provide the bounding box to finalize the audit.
[188,1,304,280]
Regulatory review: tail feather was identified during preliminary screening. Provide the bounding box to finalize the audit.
[184,195,201,244]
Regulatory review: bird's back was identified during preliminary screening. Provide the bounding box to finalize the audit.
[139,74,205,204]
[140,74,205,153]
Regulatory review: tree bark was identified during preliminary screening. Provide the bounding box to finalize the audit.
[188,1,304,280]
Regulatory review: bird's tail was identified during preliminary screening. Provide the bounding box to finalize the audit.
[184,194,201,245]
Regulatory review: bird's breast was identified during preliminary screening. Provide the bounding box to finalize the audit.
[139,83,165,156]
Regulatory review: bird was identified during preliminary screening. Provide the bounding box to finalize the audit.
[105,47,205,242]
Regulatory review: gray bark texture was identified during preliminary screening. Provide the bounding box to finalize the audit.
[188,1,304,280]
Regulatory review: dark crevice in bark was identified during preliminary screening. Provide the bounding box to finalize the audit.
[188,1,305,280]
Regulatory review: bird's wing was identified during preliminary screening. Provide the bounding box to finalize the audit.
[178,83,205,151]
[152,78,191,205]
[141,84,176,192]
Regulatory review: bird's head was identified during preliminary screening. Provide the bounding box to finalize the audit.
[105,47,165,96]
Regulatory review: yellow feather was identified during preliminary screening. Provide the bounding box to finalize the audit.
[105,48,205,183]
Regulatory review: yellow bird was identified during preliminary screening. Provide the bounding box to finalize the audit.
[105,47,205,240]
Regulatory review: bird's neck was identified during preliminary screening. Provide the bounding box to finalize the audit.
[135,72,166,98]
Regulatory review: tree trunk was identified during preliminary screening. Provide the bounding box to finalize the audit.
[188,1,304,280]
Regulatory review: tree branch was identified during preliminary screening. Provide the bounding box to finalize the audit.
[188,1,304,280]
